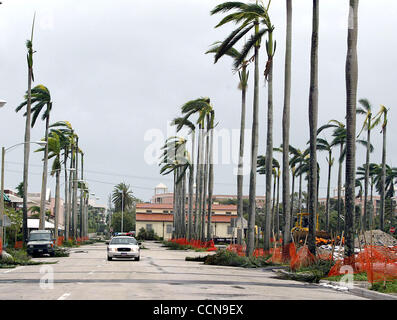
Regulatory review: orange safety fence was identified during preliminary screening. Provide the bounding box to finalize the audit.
[57,236,64,246]
[170,238,217,251]
[328,245,397,283]
[14,241,23,249]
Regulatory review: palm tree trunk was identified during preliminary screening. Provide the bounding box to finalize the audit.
[264,31,274,253]
[337,144,343,234]
[188,131,195,240]
[276,172,280,238]
[290,170,296,228]
[282,0,292,249]
[22,67,33,244]
[72,138,79,239]
[237,66,247,245]
[363,126,371,231]
[326,155,332,232]
[345,0,359,258]
[207,114,214,241]
[380,123,386,231]
[247,24,260,256]
[68,139,74,239]
[39,103,51,230]
[194,125,202,239]
[54,170,60,243]
[64,150,69,241]
[79,153,84,238]
[308,0,319,255]
[202,122,210,241]
[172,171,176,239]
[271,173,276,237]
[197,124,205,240]
[298,167,303,213]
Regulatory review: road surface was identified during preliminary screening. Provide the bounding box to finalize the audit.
[0,241,366,300]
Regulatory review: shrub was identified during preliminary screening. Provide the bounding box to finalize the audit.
[136,228,160,241]
[204,249,273,268]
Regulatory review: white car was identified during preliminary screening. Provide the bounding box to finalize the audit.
[106,236,141,261]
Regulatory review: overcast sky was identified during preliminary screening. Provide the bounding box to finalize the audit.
[0,0,396,206]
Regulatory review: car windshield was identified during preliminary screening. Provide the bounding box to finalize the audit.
[110,237,137,245]
[29,233,51,241]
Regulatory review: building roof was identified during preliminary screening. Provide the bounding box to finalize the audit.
[136,203,237,210]
[136,213,233,223]
[155,183,168,189]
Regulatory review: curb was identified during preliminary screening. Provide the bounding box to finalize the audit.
[319,280,397,300]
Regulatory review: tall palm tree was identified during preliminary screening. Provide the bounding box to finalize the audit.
[318,120,345,234]
[357,98,377,230]
[206,41,249,245]
[180,97,213,239]
[112,183,135,212]
[345,0,359,258]
[211,0,271,256]
[282,0,293,252]
[307,0,320,255]
[17,84,52,230]
[49,121,74,240]
[18,14,36,244]
[159,136,190,238]
[357,163,378,229]
[206,110,215,241]
[316,137,335,232]
[172,117,196,240]
[372,105,388,231]
[289,146,309,215]
[35,131,60,240]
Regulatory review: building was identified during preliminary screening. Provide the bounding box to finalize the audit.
[151,183,266,208]
[136,198,239,240]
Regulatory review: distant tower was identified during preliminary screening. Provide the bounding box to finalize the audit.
[154,183,168,204]
[155,183,168,194]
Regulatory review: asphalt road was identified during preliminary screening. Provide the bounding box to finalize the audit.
[0,241,367,300]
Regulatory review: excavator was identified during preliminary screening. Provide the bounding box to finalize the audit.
[291,212,331,245]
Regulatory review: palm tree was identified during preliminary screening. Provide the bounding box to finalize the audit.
[316,137,334,232]
[357,98,377,230]
[289,146,309,216]
[49,121,74,240]
[372,105,388,231]
[180,97,213,239]
[210,0,272,256]
[17,84,52,231]
[35,131,61,241]
[307,0,320,255]
[282,0,293,252]
[159,137,190,238]
[112,183,135,213]
[206,42,249,245]
[19,14,36,244]
[172,117,196,240]
[345,0,359,258]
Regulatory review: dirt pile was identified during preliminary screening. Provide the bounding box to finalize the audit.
[355,230,397,248]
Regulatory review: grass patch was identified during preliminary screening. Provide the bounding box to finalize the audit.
[324,272,368,282]
[370,280,397,294]
[162,241,213,252]
[276,259,336,283]
[203,249,273,268]
[0,249,58,268]
[54,247,70,257]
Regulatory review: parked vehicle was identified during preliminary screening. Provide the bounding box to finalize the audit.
[107,236,141,261]
[26,230,55,257]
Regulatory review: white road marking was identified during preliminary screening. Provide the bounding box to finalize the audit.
[57,293,71,300]
[3,266,25,273]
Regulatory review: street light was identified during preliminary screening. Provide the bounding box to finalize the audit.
[0,141,47,245]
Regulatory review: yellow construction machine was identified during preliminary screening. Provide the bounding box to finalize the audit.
[291,212,330,244]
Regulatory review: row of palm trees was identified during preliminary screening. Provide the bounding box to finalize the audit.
[16,16,89,244]
[207,0,364,258]
[159,98,215,242]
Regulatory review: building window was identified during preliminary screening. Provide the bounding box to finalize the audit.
[226,212,232,215]
[227,226,233,234]
[166,224,172,233]
[146,224,153,231]
[146,210,152,213]
[163,210,169,213]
